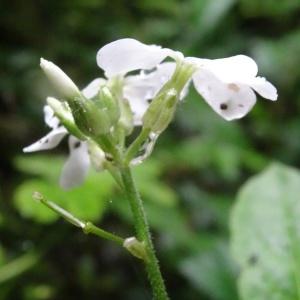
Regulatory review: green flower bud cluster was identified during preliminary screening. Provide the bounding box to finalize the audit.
[69,87,120,138]
[39,57,196,167]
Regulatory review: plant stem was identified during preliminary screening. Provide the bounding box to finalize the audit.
[83,222,124,245]
[33,192,124,246]
[120,165,169,300]
[124,127,151,164]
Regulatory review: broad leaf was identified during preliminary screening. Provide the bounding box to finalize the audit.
[231,163,300,300]
[180,242,238,300]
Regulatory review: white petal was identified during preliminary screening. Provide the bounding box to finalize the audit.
[126,97,149,126]
[60,137,90,189]
[97,38,173,77]
[23,127,67,152]
[193,70,257,121]
[249,76,278,101]
[124,62,177,125]
[82,78,106,99]
[44,105,60,128]
[40,58,80,99]
[87,141,106,171]
[203,55,258,83]
[185,57,209,68]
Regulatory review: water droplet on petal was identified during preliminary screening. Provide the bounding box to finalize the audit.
[131,132,159,165]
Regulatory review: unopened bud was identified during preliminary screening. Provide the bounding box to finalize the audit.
[123,237,148,261]
[98,86,120,125]
[143,88,178,134]
[119,98,134,135]
[46,97,85,139]
[40,58,80,99]
[69,95,112,138]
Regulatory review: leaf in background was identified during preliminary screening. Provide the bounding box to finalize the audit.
[0,245,5,266]
[0,251,39,284]
[15,155,65,181]
[240,0,300,17]
[134,160,178,206]
[231,163,300,300]
[252,30,300,89]
[194,0,236,38]
[179,242,238,300]
[14,155,114,223]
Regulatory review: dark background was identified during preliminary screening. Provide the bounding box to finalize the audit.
[1,0,300,299]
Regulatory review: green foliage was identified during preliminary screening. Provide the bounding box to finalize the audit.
[180,242,238,300]
[1,0,300,298]
[231,163,300,300]
[134,160,178,206]
[0,251,39,284]
[14,155,177,224]
[14,155,114,223]
[240,0,300,17]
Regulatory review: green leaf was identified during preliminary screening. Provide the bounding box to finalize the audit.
[15,155,65,181]
[134,160,178,206]
[0,251,39,284]
[0,245,5,266]
[240,0,300,17]
[179,242,238,300]
[230,163,300,300]
[14,155,114,224]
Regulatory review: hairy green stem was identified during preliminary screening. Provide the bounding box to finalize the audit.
[120,165,169,300]
[33,192,124,245]
[83,222,124,245]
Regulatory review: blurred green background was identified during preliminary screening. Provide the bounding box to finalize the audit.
[1,0,300,299]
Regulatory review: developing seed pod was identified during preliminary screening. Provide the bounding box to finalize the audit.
[142,88,178,134]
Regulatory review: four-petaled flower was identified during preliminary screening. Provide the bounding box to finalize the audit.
[97,38,277,120]
[24,38,278,189]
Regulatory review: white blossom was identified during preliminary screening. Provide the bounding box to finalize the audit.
[82,62,177,125]
[23,104,105,190]
[40,58,80,99]
[97,38,277,121]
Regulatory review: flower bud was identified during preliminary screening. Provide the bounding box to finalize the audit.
[118,98,134,135]
[142,88,178,134]
[97,86,120,125]
[40,58,80,99]
[46,97,85,139]
[123,237,148,261]
[68,95,112,138]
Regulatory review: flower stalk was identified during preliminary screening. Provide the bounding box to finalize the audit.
[33,192,124,245]
[120,165,169,300]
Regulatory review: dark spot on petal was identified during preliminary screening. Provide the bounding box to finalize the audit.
[248,254,258,266]
[238,104,244,108]
[220,103,228,110]
[44,139,49,144]
[105,153,113,162]
[73,141,81,149]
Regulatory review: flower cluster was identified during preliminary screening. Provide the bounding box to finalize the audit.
[24,38,277,189]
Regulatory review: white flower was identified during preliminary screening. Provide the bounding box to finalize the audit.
[82,63,177,126]
[23,104,105,190]
[97,38,277,121]
[40,58,80,99]
[80,40,184,126]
